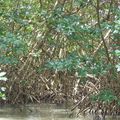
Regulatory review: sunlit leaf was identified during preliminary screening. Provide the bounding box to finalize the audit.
[0,72,6,77]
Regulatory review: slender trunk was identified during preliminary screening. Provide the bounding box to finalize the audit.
[96,0,111,63]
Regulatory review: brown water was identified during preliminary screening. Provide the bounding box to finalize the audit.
[0,104,118,120]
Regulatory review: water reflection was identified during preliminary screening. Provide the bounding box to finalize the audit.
[1,104,118,120]
[0,104,89,120]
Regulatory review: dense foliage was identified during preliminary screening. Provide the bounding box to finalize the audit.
[0,0,120,117]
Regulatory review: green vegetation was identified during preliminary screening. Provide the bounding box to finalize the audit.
[0,0,120,117]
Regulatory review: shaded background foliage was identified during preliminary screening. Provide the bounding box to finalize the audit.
[0,0,120,116]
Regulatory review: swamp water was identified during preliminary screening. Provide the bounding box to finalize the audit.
[0,104,118,120]
[0,104,89,120]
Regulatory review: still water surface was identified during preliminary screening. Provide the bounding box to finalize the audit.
[0,104,117,120]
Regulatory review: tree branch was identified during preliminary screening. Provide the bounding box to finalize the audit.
[96,0,111,63]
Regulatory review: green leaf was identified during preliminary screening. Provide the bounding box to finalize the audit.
[116,64,120,72]
[78,68,87,77]
[0,92,6,100]
[1,87,6,91]
[115,50,120,58]
[0,72,6,77]
[91,89,117,103]
[0,77,7,81]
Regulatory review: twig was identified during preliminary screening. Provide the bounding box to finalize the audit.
[71,95,87,111]
[86,74,100,82]
[96,0,111,63]
[93,29,111,56]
